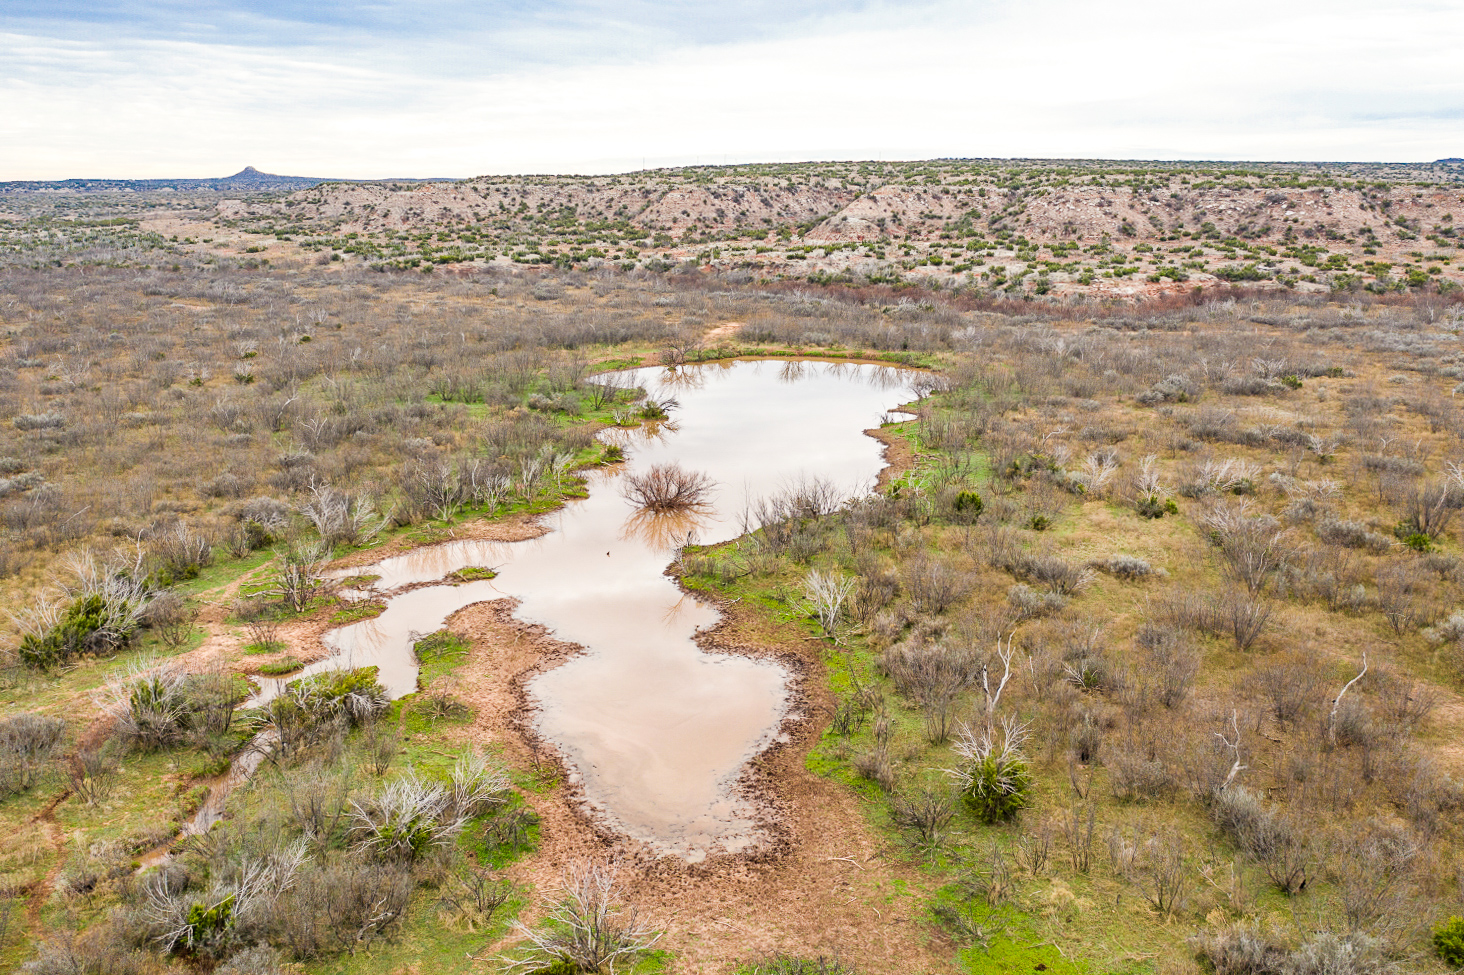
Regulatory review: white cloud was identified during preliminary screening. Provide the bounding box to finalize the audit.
[2,0,1460,179]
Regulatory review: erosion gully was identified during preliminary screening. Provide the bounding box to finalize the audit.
[200,359,914,860]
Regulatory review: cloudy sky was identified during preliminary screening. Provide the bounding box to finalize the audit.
[2,0,1461,179]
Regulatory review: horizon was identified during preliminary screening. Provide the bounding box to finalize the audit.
[7,155,1464,185]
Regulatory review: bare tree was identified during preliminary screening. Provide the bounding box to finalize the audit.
[1216,709,1247,793]
[620,463,715,511]
[1328,651,1368,745]
[980,632,1016,727]
[401,455,468,522]
[504,859,661,973]
[1108,827,1189,917]
[298,483,390,547]
[271,539,336,613]
[0,713,66,796]
[1064,803,1096,873]
[1199,499,1293,594]
[583,371,632,410]
[66,741,119,805]
[803,569,855,641]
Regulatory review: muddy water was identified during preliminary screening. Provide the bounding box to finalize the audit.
[250,567,510,703]
[519,360,912,857]
[257,359,913,858]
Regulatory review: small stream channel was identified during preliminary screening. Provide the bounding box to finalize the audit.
[209,359,914,859]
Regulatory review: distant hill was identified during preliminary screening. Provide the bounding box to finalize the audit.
[0,166,454,194]
[204,157,1462,296]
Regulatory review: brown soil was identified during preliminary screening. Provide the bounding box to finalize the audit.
[866,425,917,494]
[443,594,959,974]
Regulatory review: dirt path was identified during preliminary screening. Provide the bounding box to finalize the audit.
[704,321,744,345]
[25,790,71,934]
[443,596,960,974]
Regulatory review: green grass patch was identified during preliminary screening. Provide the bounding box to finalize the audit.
[328,599,386,625]
[590,355,644,373]
[930,885,1086,975]
[414,629,471,665]
[177,546,276,596]
[302,900,522,975]
[450,565,498,582]
[378,629,478,729]
[459,793,543,870]
[257,655,304,676]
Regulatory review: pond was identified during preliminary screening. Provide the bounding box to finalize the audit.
[256,359,915,858]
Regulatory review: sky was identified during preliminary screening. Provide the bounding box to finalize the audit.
[2,0,1461,180]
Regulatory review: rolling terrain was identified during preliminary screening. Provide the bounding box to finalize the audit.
[2,159,1461,303]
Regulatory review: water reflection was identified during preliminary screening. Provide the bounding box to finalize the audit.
[341,538,512,591]
[272,359,915,858]
[778,360,808,383]
[620,505,713,553]
[655,365,709,392]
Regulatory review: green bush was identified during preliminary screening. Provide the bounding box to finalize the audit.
[253,667,389,755]
[1396,528,1435,552]
[959,752,1032,823]
[1135,494,1177,519]
[177,894,236,957]
[292,667,388,720]
[1435,916,1464,967]
[951,718,1034,824]
[952,490,984,521]
[19,593,112,668]
[638,399,670,420]
[16,556,155,669]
